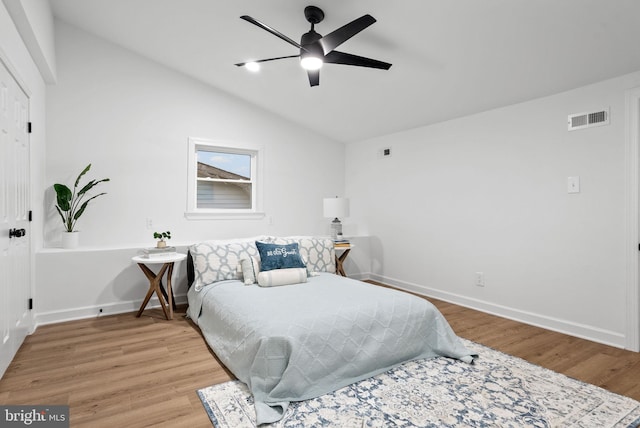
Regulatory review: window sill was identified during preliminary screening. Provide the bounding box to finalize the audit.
[184,211,266,221]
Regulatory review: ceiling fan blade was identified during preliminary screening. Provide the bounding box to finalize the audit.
[240,15,308,52]
[307,70,319,87]
[235,55,300,67]
[318,14,376,54]
[324,50,392,70]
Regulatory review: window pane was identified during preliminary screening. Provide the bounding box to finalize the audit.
[197,150,251,180]
[187,138,263,218]
[197,181,252,209]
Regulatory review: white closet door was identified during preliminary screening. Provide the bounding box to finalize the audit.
[0,58,31,378]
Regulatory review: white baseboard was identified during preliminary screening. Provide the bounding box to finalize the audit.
[32,273,628,350]
[365,273,627,350]
[34,294,189,327]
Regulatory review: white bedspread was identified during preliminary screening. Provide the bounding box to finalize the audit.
[187,273,475,425]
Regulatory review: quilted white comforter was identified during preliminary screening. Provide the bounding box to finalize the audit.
[187,273,475,425]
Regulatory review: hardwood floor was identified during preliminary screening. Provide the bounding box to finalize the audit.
[1,287,640,427]
[435,299,640,401]
[0,307,230,427]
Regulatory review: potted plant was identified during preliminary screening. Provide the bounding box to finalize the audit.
[54,164,109,248]
[154,231,171,248]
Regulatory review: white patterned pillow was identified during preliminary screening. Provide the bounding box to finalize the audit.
[239,257,260,285]
[257,268,307,287]
[189,237,264,291]
[268,236,336,274]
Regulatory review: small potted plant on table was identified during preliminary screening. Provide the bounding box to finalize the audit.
[154,231,171,248]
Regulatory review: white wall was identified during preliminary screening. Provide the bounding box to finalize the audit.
[37,21,345,324]
[2,0,57,83]
[346,71,640,348]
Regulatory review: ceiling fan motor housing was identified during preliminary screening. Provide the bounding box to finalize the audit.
[301,30,323,57]
[302,6,324,59]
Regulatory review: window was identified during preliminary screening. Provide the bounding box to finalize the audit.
[186,138,264,219]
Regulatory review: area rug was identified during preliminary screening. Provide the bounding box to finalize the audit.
[197,339,640,427]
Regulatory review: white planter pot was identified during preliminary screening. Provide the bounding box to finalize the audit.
[61,231,80,249]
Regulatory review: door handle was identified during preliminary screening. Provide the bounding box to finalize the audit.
[9,228,26,238]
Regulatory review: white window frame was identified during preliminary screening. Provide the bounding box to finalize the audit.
[185,137,265,220]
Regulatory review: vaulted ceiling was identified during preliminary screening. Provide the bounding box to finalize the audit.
[50,0,640,143]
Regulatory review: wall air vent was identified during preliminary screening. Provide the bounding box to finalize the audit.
[568,108,609,131]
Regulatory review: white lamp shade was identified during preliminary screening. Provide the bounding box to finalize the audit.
[323,197,349,219]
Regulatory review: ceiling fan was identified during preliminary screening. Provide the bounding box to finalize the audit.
[235,5,392,87]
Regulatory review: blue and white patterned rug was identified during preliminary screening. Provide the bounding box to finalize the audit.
[197,339,640,427]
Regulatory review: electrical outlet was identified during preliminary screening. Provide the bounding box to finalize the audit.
[475,272,485,287]
[146,218,153,229]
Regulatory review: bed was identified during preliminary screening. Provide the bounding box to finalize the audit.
[186,236,475,425]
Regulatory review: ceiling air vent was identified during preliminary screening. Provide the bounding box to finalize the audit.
[568,108,609,131]
[378,147,392,158]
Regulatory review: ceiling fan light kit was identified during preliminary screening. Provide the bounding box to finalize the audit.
[235,5,391,87]
[300,56,323,71]
[245,61,260,72]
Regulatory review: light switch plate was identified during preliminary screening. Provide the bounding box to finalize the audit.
[567,176,580,193]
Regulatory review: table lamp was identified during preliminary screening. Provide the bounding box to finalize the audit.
[323,197,349,240]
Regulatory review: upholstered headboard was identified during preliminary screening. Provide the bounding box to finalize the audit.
[187,250,195,289]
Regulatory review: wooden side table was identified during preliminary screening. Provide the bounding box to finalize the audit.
[132,253,186,320]
[334,245,353,277]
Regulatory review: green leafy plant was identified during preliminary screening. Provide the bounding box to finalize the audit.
[153,231,172,242]
[54,164,110,232]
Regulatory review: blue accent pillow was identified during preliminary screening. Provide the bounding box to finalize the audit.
[256,241,306,272]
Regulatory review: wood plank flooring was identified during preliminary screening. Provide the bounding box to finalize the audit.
[1,285,640,427]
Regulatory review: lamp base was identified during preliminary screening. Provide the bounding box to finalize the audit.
[331,218,342,240]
